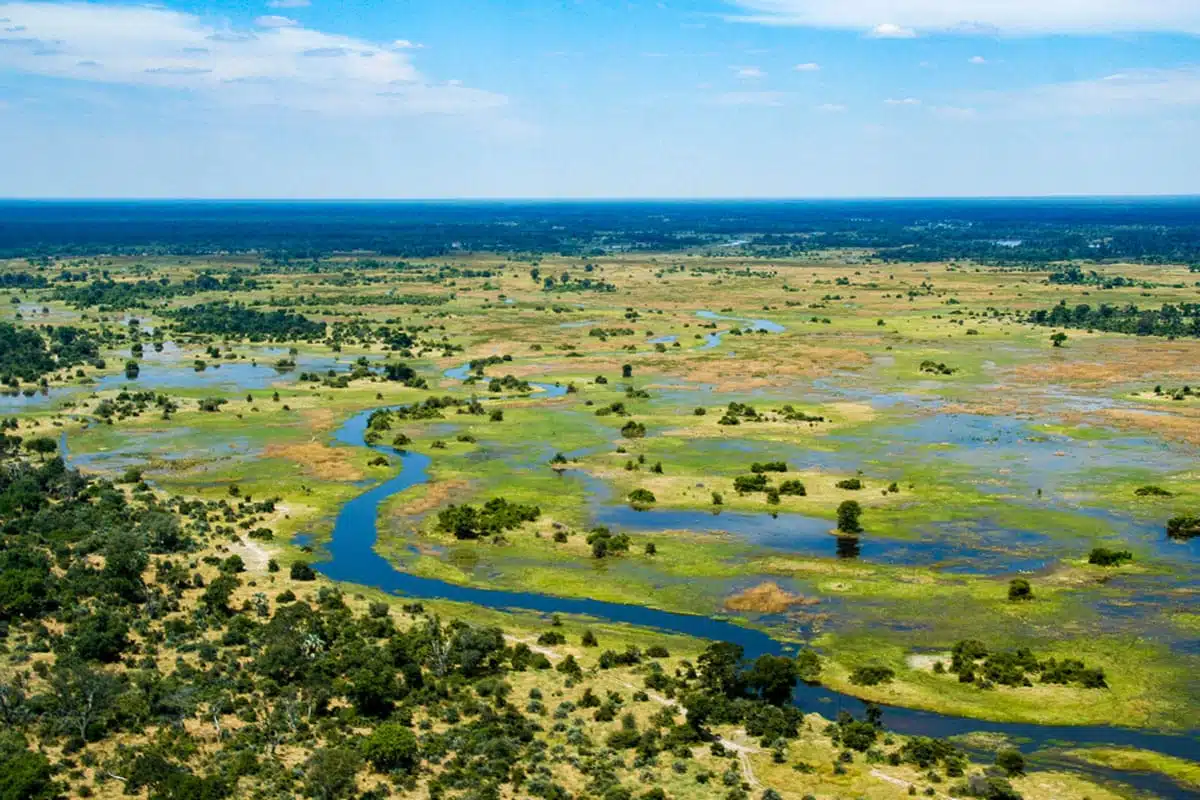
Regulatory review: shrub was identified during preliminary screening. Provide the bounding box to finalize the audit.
[734,474,769,493]
[1007,579,1033,601]
[849,665,894,686]
[361,723,419,772]
[1087,547,1132,567]
[1166,515,1199,539]
[290,562,316,581]
[835,478,863,490]
[628,488,657,507]
[620,420,647,439]
[994,748,1025,777]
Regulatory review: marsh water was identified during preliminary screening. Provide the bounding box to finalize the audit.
[50,337,1199,793]
[308,406,1198,795]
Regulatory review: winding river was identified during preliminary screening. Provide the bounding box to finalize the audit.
[52,327,1199,795]
[313,406,1197,796]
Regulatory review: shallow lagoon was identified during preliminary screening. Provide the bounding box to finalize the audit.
[305,405,1200,785]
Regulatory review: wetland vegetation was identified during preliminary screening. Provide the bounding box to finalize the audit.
[0,200,1197,799]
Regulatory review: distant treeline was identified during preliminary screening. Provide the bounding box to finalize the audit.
[169,302,326,341]
[0,273,49,289]
[3,198,1199,264]
[1029,301,1200,338]
[1046,266,1152,288]
[53,273,260,310]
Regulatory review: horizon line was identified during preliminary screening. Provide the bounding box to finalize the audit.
[2,193,1199,203]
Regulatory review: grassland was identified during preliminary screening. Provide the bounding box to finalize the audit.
[3,251,1198,797]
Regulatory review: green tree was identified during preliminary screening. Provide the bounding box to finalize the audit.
[697,641,744,697]
[361,722,420,772]
[21,437,57,461]
[995,748,1025,777]
[836,500,863,534]
[746,654,799,705]
[795,648,821,683]
[0,734,57,800]
[303,747,362,800]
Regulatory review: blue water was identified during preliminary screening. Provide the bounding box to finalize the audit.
[694,310,785,349]
[308,406,1198,779]
[696,309,786,334]
[442,363,568,399]
[573,471,1050,575]
[96,346,361,392]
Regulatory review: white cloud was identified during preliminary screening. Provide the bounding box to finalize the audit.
[815,102,846,112]
[991,67,1200,115]
[0,2,504,116]
[732,65,765,79]
[867,23,916,38]
[968,55,987,64]
[884,96,921,105]
[725,1,1200,35]
[793,61,820,71]
[266,0,309,7]
[391,39,424,49]
[712,90,786,106]
[254,15,297,28]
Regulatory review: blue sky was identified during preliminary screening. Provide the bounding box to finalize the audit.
[1,0,1198,197]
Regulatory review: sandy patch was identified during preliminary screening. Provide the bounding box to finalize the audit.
[724,581,818,614]
[906,653,950,671]
[263,441,364,481]
[231,538,271,571]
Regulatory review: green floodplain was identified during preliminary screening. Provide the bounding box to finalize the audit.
[3,248,1198,799]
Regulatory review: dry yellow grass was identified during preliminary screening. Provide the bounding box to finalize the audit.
[263,440,364,481]
[724,581,818,613]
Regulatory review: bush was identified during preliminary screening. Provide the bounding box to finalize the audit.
[1166,515,1199,539]
[1087,547,1132,567]
[835,478,863,490]
[628,488,657,506]
[290,562,316,581]
[537,631,566,646]
[734,474,769,493]
[778,480,806,496]
[849,665,894,686]
[994,748,1025,777]
[1007,579,1033,601]
[361,723,419,772]
[620,420,647,438]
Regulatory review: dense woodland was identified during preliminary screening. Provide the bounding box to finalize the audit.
[1029,301,1200,338]
[3,200,1199,265]
[54,274,260,310]
[0,451,1031,800]
[0,323,101,384]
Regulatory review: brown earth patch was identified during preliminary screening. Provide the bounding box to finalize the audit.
[391,478,470,517]
[263,441,363,481]
[724,581,819,614]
